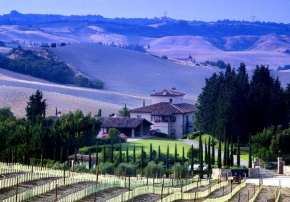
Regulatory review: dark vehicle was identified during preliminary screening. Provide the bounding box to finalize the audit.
[229,169,248,183]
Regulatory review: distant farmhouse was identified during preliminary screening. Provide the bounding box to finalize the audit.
[98,88,195,139]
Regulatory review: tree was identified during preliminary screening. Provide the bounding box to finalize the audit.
[237,136,240,167]
[199,130,203,174]
[218,138,222,168]
[96,143,99,165]
[97,109,102,117]
[248,134,252,168]
[182,146,185,165]
[133,144,136,163]
[89,149,92,169]
[191,145,194,171]
[108,128,120,142]
[141,146,144,169]
[60,147,63,163]
[26,90,47,123]
[158,145,161,163]
[150,143,153,161]
[208,137,211,170]
[55,107,58,116]
[119,141,122,163]
[143,100,145,107]
[230,136,234,167]
[110,140,114,163]
[103,144,106,162]
[166,145,169,169]
[223,130,227,166]
[118,104,130,117]
[126,145,129,163]
[211,137,215,165]
[174,144,177,164]
[50,43,56,48]
[205,142,208,164]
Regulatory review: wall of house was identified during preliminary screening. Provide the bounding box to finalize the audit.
[169,114,184,139]
[183,113,194,134]
[151,95,183,104]
[130,112,151,121]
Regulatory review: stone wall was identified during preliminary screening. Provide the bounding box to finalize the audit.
[283,166,290,176]
[248,168,260,178]
[212,168,232,180]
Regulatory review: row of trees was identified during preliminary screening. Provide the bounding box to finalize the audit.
[195,64,290,143]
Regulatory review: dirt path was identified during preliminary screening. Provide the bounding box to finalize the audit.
[0,177,59,201]
[280,187,290,202]
[255,186,277,202]
[76,187,128,202]
[26,181,95,202]
[126,194,162,202]
[228,184,256,202]
[185,183,214,193]
[0,172,26,180]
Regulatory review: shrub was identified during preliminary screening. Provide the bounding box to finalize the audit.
[73,162,87,172]
[181,134,188,139]
[172,163,189,178]
[60,42,66,46]
[155,132,170,139]
[116,163,138,176]
[164,169,173,177]
[109,128,120,141]
[99,162,114,174]
[144,161,164,178]
[161,55,168,59]
[50,43,56,47]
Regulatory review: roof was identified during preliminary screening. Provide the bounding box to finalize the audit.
[68,154,97,164]
[130,102,196,116]
[99,117,153,128]
[151,89,185,97]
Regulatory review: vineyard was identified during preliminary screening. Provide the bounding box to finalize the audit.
[0,163,288,202]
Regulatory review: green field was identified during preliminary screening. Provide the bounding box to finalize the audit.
[80,137,192,156]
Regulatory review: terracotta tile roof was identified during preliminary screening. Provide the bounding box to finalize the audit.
[68,154,97,164]
[99,117,153,128]
[151,89,185,97]
[130,102,195,116]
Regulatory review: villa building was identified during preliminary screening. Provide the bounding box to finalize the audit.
[130,88,195,139]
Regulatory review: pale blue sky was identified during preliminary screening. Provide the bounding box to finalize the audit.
[1,0,289,23]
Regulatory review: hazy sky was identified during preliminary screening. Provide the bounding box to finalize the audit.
[1,0,290,23]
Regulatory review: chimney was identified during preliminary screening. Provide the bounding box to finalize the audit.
[152,90,155,94]
[172,87,176,90]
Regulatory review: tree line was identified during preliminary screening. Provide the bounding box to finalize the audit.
[195,63,290,144]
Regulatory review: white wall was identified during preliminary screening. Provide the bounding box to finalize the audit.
[151,95,183,104]
[169,114,184,139]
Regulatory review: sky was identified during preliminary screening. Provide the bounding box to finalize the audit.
[0,0,290,23]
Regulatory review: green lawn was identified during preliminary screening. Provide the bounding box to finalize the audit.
[80,137,192,156]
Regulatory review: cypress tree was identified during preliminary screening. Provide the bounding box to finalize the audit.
[133,144,136,163]
[208,137,211,170]
[74,147,77,163]
[158,145,161,163]
[205,142,208,164]
[96,143,99,165]
[143,100,145,107]
[141,146,144,169]
[223,130,226,166]
[150,143,153,161]
[119,141,122,163]
[226,137,230,167]
[237,136,240,167]
[248,134,252,168]
[212,137,215,165]
[126,145,129,163]
[89,149,92,169]
[191,144,194,171]
[110,140,114,163]
[218,138,221,168]
[182,146,185,165]
[166,145,169,169]
[60,147,63,163]
[103,143,106,162]
[174,144,177,164]
[199,131,203,174]
[97,109,102,117]
[230,136,234,167]
[55,107,58,116]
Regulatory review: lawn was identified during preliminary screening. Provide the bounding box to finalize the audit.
[80,137,192,156]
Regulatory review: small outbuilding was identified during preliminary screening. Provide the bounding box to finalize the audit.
[98,117,153,138]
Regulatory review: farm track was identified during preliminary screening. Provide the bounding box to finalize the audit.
[0,177,60,200]
[280,188,290,202]
[0,172,26,180]
[126,194,162,202]
[76,187,128,202]
[228,185,255,202]
[26,181,95,202]
[254,186,277,202]
[175,183,239,202]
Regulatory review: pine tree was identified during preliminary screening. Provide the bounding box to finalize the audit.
[133,144,136,163]
[158,145,161,163]
[150,143,153,161]
[218,138,221,168]
[166,145,169,169]
[119,141,122,163]
[89,149,92,169]
[26,90,47,123]
[248,134,252,168]
[237,136,240,167]
[110,140,114,163]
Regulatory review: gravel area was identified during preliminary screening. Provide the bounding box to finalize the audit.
[228,184,256,202]
[26,181,95,202]
[185,183,214,193]
[255,186,278,202]
[0,177,60,201]
[280,187,290,202]
[76,187,128,202]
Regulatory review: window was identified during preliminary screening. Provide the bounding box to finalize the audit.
[169,98,173,102]
[156,129,161,132]
[171,116,176,122]
[137,115,141,118]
